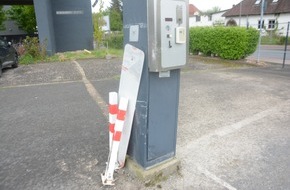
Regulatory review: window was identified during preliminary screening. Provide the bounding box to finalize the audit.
[255,0,261,5]
[196,15,201,22]
[0,39,5,46]
[258,20,264,29]
[268,20,276,29]
[208,15,212,21]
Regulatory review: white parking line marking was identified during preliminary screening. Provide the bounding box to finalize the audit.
[183,100,290,151]
[0,80,82,89]
[196,164,237,190]
[215,106,282,137]
[180,101,290,189]
[74,60,108,117]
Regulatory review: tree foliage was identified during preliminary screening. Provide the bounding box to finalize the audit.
[92,0,105,45]
[93,13,105,43]
[110,0,122,13]
[109,10,122,31]
[202,6,221,16]
[108,0,123,31]
[0,6,6,30]
[6,5,37,34]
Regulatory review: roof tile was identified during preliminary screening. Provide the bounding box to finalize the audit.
[223,0,290,17]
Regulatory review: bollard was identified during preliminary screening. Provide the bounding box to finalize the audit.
[101,97,129,186]
[108,92,118,151]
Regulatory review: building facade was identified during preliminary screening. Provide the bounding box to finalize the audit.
[189,0,290,37]
[0,0,94,55]
[223,0,290,36]
[189,9,228,27]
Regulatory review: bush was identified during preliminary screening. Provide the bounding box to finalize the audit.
[104,33,123,49]
[22,36,47,59]
[261,36,281,45]
[279,36,290,45]
[189,26,259,60]
[245,27,259,56]
[19,53,35,64]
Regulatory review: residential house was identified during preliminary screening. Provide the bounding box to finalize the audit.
[189,4,228,27]
[223,0,290,36]
[210,10,229,26]
[189,4,205,26]
[0,6,28,42]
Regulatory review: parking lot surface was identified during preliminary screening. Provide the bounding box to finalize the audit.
[0,57,289,189]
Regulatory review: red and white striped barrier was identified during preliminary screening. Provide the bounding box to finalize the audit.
[108,92,118,151]
[101,97,128,186]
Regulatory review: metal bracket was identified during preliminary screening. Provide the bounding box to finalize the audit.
[101,173,115,186]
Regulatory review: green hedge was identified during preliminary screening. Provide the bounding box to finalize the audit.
[278,36,290,45]
[189,27,259,60]
[105,33,124,49]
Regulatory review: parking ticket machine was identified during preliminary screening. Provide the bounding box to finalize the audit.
[147,0,189,73]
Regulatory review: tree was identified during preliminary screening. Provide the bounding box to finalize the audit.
[92,0,105,46]
[109,10,122,31]
[0,6,6,30]
[108,0,123,31]
[110,0,122,13]
[202,6,221,16]
[6,5,37,34]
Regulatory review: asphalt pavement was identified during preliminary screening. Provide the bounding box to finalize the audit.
[0,56,290,190]
[247,45,290,65]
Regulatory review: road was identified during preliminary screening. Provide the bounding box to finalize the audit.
[0,57,290,189]
[248,45,290,65]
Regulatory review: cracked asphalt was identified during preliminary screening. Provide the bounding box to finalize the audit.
[0,56,289,190]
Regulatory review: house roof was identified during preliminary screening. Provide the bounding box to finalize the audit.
[189,4,200,16]
[0,0,33,5]
[223,0,290,17]
[212,9,229,15]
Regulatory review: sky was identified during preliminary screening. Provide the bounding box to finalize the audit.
[91,0,243,13]
[190,0,242,11]
[91,0,110,13]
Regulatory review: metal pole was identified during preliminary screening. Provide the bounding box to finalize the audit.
[257,0,265,63]
[282,22,290,68]
[239,0,242,26]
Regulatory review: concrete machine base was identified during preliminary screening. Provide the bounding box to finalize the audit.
[126,157,181,184]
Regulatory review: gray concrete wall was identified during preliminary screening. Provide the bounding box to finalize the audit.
[34,0,56,55]
[51,0,94,52]
[34,0,93,54]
